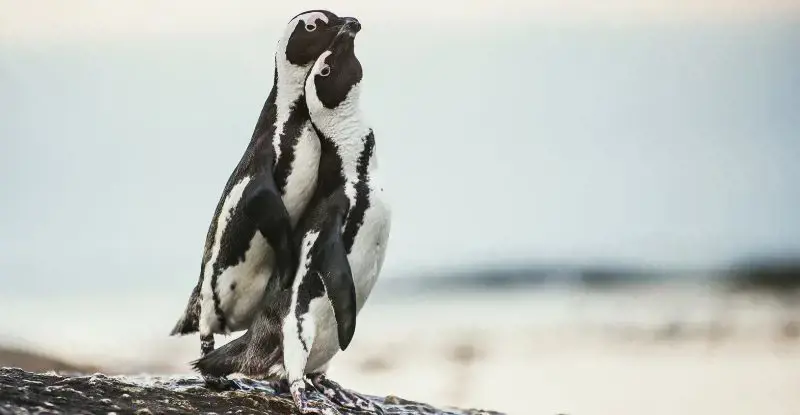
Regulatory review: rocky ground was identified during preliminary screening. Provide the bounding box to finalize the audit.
[0,368,506,415]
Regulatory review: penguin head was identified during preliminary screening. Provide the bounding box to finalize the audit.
[280,10,360,67]
[304,23,363,110]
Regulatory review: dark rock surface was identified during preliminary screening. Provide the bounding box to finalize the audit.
[0,367,505,415]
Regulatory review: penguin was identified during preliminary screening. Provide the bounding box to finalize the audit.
[169,10,361,389]
[193,22,392,414]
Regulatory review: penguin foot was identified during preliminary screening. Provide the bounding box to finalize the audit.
[267,378,290,394]
[200,334,215,356]
[203,374,240,391]
[310,373,383,414]
[290,379,341,415]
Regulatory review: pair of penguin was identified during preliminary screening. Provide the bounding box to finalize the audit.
[169,10,391,414]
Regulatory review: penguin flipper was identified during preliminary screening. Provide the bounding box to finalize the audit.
[242,171,297,290]
[312,212,357,351]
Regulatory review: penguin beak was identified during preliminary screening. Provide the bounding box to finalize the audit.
[337,17,361,36]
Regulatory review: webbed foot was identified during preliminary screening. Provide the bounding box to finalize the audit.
[267,378,290,394]
[309,373,383,414]
[203,375,240,391]
[198,334,239,391]
[290,378,341,415]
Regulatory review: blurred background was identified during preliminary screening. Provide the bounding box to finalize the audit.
[1,1,799,414]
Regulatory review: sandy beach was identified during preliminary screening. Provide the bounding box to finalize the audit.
[2,283,798,415]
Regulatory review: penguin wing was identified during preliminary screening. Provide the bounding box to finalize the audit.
[312,211,357,351]
[242,170,298,290]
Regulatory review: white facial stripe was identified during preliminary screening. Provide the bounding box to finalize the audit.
[277,12,330,60]
[285,11,329,37]
[311,51,333,76]
[272,16,330,161]
[304,50,333,104]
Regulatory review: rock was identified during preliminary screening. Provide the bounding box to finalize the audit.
[0,367,506,415]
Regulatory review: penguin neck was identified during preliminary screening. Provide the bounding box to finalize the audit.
[313,90,370,176]
[269,49,313,158]
[274,56,309,106]
[248,57,308,148]
[308,83,368,145]
[314,127,374,196]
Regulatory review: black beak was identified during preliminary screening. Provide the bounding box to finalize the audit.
[340,17,361,34]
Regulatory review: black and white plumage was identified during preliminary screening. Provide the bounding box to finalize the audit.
[169,10,360,383]
[193,23,392,414]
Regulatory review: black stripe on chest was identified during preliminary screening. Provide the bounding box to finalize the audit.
[342,130,375,254]
[272,96,310,195]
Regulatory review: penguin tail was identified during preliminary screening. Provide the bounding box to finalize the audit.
[192,331,251,377]
[170,314,199,336]
[170,288,201,336]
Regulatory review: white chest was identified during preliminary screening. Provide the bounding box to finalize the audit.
[347,183,392,310]
[198,177,274,335]
[281,123,321,226]
[304,180,392,373]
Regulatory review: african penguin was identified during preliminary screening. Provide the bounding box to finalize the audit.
[169,10,359,388]
[193,22,393,414]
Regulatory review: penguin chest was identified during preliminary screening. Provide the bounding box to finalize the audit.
[302,188,392,373]
[199,233,274,334]
[303,296,344,373]
[281,124,321,226]
[197,177,276,335]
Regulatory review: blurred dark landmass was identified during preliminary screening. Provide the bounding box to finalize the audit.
[379,262,668,294]
[0,368,505,415]
[726,256,800,293]
[0,346,99,374]
[379,255,800,295]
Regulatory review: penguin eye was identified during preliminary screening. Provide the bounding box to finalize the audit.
[319,65,331,77]
[305,23,317,32]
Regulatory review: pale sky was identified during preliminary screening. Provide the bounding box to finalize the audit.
[2,0,799,44]
[1,1,798,296]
